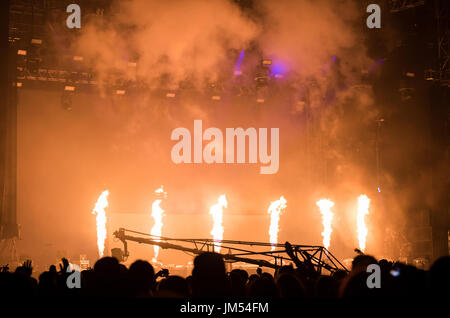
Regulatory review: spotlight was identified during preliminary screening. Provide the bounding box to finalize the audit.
[80,72,89,84]
[116,89,125,95]
[166,92,176,98]
[234,69,242,76]
[261,59,272,66]
[211,95,221,101]
[255,76,268,88]
[64,85,75,91]
[73,56,84,61]
[256,98,265,103]
[16,82,22,87]
[424,69,436,81]
[17,49,27,56]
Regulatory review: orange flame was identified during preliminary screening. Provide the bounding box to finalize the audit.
[357,194,370,252]
[268,196,287,250]
[151,186,166,262]
[92,190,109,258]
[316,199,334,250]
[209,194,227,252]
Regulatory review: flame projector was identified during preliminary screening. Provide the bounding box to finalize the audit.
[93,187,371,271]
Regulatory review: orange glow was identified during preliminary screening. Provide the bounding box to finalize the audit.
[151,186,166,262]
[267,196,287,250]
[316,198,334,250]
[209,194,227,252]
[357,194,370,252]
[92,190,109,258]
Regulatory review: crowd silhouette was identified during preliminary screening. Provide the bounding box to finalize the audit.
[0,251,448,299]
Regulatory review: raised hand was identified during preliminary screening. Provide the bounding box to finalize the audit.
[59,257,70,273]
[22,259,33,276]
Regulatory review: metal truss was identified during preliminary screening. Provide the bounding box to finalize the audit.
[389,0,425,13]
[436,0,450,86]
[113,228,348,274]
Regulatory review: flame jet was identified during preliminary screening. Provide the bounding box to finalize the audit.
[316,199,334,250]
[92,190,109,258]
[357,194,370,252]
[209,194,227,252]
[151,186,166,262]
[268,196,287,251]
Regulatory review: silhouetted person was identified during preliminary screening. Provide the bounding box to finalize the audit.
[128,260,155,297]
[157,275,189,297]
[314,275,337,298]
[91,257,127,297]
[331,269,348,282]
[256,267,262,276]
[428,256,449,298]
[247,274,259,286]
[191,252,230,297]
[247,273,278,297]
[339,270,385,298]
[276,273,307,298]
[351,254,378,273]
[38,268,58,296]
[276,264,295,276]
[229,269,247,296]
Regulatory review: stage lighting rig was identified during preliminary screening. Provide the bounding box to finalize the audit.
[398,79,415,100]
[261,59,272,66]
[255,68,269,89]
[31,38,42,45]
[64,85,75,91]
[209,82,222,101]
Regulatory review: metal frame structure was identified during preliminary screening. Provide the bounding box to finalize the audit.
[435,0,450,86]
[389,0,425,13]
[113,228,348,274]
[0,0,19,264]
